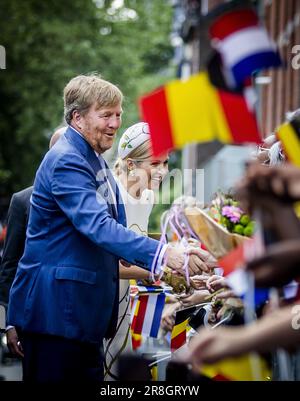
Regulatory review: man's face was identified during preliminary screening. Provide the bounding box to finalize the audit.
[79,102,122,154]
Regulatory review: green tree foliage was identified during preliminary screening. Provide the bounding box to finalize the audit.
[0,0,174,200]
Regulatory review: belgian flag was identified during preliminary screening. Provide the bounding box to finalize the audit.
[150,362,158,381]
[139,64,261,156]
[171,306,197,351]
[200,353,271,381]
[277,116,300,167]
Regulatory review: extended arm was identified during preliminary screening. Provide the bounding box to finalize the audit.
[184,304,300,368]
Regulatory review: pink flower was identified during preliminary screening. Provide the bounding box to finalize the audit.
[222,205,242,223]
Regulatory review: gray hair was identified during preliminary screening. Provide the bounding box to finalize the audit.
[64,73,123,124]
[269,141,285,165]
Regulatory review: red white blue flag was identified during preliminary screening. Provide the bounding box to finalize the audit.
[209,7,281,88]
[131,292,165,338]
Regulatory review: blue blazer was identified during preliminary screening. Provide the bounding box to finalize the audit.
[8,127,160,344]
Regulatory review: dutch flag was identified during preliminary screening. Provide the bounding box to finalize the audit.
[131,292,166,338]
[209,8,282,88]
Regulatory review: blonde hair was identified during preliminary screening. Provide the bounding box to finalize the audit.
[114,139,153,176]
[64,73,123,124]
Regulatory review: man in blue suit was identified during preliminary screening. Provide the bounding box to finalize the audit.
[7,74,205,382]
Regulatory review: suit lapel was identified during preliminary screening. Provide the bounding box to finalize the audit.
[102,158,127,227]
[64,127,126,226]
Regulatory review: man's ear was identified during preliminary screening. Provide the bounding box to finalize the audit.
[72,110,83,130]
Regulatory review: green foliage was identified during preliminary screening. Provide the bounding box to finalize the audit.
[0,0,174,198]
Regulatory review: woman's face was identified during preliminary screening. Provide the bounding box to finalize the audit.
[130,153,169,191]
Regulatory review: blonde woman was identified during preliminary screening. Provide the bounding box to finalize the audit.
[104,122,169,380]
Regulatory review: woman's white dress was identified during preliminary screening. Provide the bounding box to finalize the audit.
[103,179,154,380]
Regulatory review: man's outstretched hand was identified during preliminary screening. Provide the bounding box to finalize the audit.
[164,246,213,276]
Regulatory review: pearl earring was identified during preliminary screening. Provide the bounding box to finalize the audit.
[129,169,136,177]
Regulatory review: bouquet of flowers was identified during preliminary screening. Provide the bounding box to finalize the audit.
[209,192,255,237]
[184,192,254,259]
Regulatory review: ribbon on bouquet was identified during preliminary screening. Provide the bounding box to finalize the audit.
[173,204,199,240]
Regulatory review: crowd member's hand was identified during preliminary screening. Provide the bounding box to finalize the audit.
[181,304,300,371]
[248,163,300,201]
[237,178,293,218]
[190,274,210,290]
[256,196,300,241]
[179,289,210,307]
[206,275,227,292]
[161,302,181,332]
[236,162,300,209]
[247,238,300,287]
[6,327,24,358]
[187,247,213,274]
[237,179,300,243]
[182,327,243,369]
